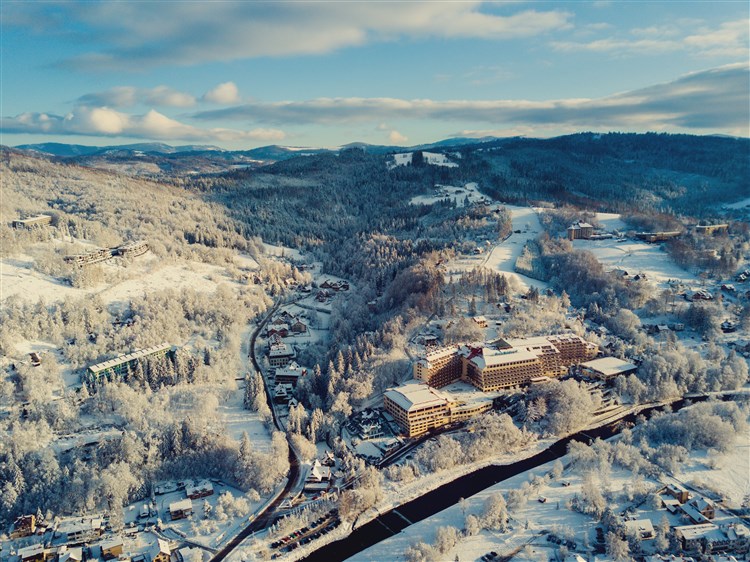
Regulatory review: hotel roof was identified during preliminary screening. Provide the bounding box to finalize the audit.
[384,381,450,412]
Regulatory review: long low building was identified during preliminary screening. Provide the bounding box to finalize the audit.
[84,343,173,386]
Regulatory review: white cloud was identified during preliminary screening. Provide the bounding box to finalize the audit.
[77,86,196,108]
[551,17,749,58]
[388,130,408,144]
[190,64,749,135]
[11,3,572,69]
[202,82,240,104]
[2,106,285,142]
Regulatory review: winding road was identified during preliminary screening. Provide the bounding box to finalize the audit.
[209,300,301,562]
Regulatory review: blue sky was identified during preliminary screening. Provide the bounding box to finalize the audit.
[1,1,748,149]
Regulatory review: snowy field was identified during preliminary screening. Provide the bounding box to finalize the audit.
[672,422,750,508]
[410,182,483,207]
[482,205,548,292]
[571,238,699,288]
[262,243,304,262]
[388,152,459,170]
[218,389,273,449]
[594,212,628,232]
[1,253,241,305]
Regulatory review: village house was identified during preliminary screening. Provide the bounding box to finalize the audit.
[10,514,36,539]
[57,546,83,562]
[185,480,214,500]
[290,319,307,333]
[146,538,171,562]
[472,316,488,328]
[169,498,193,520]
[664,483,691,504]
[680,497,716,524]
[275,362,307,386]
[268,341,295,367]
[56,517,105,545]
[100,539,124,561]
[274,382,294,403]
[624,519,656,541]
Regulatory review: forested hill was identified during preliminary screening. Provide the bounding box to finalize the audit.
[453,132,749,212]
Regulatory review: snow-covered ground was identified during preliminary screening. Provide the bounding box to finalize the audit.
[410,182,483,207]
[0,253,239,305]
[672,426,750,508]
[262,243,304,262]
[594,212,628,232]
[723,196,750,210]
[571,238,699,288]
[218,389,273,450]
[482,205,549,292]
[349,423,750,562]
[388,152,459,170]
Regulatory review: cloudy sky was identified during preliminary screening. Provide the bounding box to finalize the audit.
[2,1,748,149]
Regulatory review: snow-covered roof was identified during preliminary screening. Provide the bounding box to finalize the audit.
[88,343,171,374]
[471,347,539,370]
[169,498,193,512]
[58,517,104,534]
[185,480,213,497]
[17,545,47,560]
[269,343,294,357]
[675,522,719,540]
[581,357,637,376]
[147,538,170,562]
[420,346,458,363]
[384,382,450,412]
[624,518,655,538]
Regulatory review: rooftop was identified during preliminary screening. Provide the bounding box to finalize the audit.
[581,356,638,376]
[169,498,193,511]
[88,343,171,374]
[384,381,450,412]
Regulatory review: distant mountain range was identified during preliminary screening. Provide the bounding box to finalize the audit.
[15,136,500,160]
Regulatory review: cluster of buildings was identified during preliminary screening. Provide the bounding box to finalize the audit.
[314,279,349,302]
[83,343,174,387]
[11,533,171,562]
[265,310,308,338]
[414,335,597,391]
[620,484,750,557]
[272,361,307,404]
[64,241,149,268]
[384,334,598,436]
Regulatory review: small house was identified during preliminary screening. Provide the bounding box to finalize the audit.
[10,514,36,539]
[146,538,171,562]
[624,519,655,541]
[169,498,193,520]
[100,539,124,561]
[186,480,214,500]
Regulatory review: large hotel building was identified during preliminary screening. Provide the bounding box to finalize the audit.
[388,334,597,436]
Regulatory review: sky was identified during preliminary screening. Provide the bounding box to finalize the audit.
[1,1,748,149]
